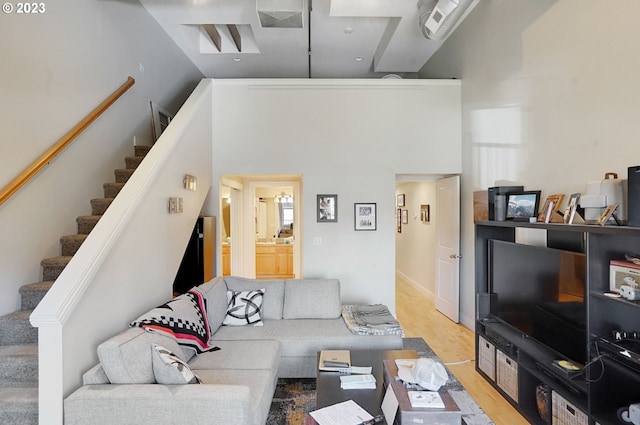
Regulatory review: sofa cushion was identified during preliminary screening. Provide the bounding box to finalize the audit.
[188,340,280,371]
[82,364,110,385]
[224,276,284,320]
[97,327,186,384]
[130,289,218,354]
[212,318,402,357]
[222,289,264,326]
[151,344,202,384]
[195,276,228,334]
[192,369,278,425]
[282,279,341,319]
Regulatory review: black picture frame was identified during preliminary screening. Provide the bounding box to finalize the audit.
[506,191,541,221]
[354,203,376,231]
[317,194,337,222]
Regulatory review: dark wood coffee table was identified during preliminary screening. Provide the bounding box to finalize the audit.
[314,349,419,424]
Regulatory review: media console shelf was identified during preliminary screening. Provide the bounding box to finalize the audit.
[475,220,640,425]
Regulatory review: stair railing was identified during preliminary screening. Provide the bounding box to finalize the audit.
[0,76,135,206]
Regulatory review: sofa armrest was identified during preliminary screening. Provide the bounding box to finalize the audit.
[64,384,253,425]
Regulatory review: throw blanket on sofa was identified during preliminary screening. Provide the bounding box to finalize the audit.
[342,304,404,336]
[130,289,219,354]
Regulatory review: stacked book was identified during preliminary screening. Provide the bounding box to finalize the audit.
[339,374,377,390]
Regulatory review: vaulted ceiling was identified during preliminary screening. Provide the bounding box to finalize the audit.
[138,0,479,78]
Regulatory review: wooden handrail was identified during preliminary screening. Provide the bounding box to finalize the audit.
[0,76,135,206]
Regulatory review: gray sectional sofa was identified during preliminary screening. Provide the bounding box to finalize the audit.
[64,276,403,425]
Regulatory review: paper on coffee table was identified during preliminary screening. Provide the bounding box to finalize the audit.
[310,399,374,425]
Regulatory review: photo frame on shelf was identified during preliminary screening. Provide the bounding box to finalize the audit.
[542,201,556,223]
[420,204,430,222]
[401,209,408,224]
[506,191,541,221]
[397,194,405,207]
[537,194,565,222]
[563,193,581,224]
[597,204,618,226]
[317,194,337,222]
[354,203,376,231]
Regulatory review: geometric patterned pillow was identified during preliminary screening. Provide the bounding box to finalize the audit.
[222,289,264,326]
[151,344,202,384]
[130,289,219,354]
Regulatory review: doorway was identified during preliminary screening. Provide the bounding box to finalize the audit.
[395,175,461,322]
[220,175,302,279]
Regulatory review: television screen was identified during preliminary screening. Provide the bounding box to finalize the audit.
[489,239,586,364]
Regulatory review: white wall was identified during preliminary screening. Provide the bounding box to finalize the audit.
[395,181,438,297]
[207,79,462,313]
[421,0,640,328]
[0,0,203,316]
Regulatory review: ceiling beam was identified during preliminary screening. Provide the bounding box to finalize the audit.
[227,24,242,52]
[202,24,222,52]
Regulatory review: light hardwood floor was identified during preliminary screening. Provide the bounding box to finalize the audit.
[395,275,530,425]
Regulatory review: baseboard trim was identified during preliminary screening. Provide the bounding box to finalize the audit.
[395,270,434,300]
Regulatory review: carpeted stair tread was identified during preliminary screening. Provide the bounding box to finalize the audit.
[114,168,135,183]
[124,156,143,169]
[19,282,53,310]
[0,387,38,425]
[60,234,88,256]
[134,145,151,157]
[0,144,150,425]
[103,182,125,199]
[0,345,38,388]
[0,311,37,345]
[40,256,72,281]
[76,215,101,234]
[90,198,113,215]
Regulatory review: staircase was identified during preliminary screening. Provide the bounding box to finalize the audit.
[0,145,151,424]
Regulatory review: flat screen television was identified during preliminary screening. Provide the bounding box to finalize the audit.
[488,239,587,365]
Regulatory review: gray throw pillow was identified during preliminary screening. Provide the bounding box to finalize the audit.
[151,344,201,384]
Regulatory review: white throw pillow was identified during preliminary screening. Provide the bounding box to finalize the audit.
[151,344,201,384]
[222,289,265,326]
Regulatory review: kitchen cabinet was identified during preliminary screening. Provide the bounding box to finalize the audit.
[256,243,293,279]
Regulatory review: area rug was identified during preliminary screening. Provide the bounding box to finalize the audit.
[266,338,495,425]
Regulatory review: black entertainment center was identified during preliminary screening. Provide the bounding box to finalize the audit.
[475,220,640,425]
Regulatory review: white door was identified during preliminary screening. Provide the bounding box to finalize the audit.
[435,175,461,322]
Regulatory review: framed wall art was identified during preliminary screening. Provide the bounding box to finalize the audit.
[396,194,405,207]
[420,204,430,222]
[150,101,174,143]
[354,203,376,231]
[317,194,337,222]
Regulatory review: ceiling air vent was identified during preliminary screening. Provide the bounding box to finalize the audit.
[257,0,303,28]
[417,0,477,41]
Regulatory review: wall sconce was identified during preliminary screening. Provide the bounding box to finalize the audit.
[184,174,197,191]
